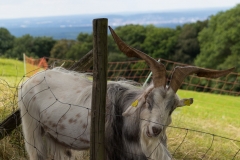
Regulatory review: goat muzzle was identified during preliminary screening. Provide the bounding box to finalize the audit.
[147,125,163,137]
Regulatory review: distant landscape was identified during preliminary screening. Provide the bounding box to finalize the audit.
[0,5,239,160]
[1,5,239,72]
[0,8,228,39]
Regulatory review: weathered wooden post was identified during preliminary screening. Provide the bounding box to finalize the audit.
[90,18,108,160]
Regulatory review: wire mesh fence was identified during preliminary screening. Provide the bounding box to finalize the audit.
[24,56,240,96]
[0,57,239,159]
[107,59,239,96]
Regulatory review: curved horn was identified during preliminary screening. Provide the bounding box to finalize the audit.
[169,66,235,93]
[109,26,166,88]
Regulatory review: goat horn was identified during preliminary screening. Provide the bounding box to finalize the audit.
[109,26,166,88]
[169,66,235,93]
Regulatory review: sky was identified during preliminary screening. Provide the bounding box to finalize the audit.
[0,0,239,19]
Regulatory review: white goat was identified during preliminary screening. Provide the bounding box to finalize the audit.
[18,27,234,160]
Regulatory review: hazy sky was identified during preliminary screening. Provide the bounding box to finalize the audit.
[0,0,239,19]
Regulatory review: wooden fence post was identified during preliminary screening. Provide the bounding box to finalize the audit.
[90,18,108,160]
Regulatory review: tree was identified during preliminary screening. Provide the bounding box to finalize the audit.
[77,33,92,43]
[5,34,35,60]
[0,28,15,56]
[142,27,178,59]
[32,37,56,58]
[172,20,208,64]
[107,25,149,61]
[5,35,56,60]
[108,52,128,62]
[66,41,92,60]
[195,4,240,71]
[112,25,148,51]
[50,39,75,59]
[64,33,93,60]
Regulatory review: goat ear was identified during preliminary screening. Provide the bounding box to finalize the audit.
[177,98,193,107]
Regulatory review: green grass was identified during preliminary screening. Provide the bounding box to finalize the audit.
[174,90,240,140]
[0,59,24,121]
[167,90,240,159]
[0,58,26,160]
[0,59,24,77]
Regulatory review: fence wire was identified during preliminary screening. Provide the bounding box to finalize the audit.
[0,58,239,160]
[25,56,240,97]
[106,60,239,96]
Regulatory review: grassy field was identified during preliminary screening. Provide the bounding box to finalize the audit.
[167,90,240,159]
[0,59,26,159]
[0,59,25,120]
[0,59,24,77]
[0,58,239,159]
[174,90,240,138]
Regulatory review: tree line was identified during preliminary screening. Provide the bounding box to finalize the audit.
[0,4,239,72]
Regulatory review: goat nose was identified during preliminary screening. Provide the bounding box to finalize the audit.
[152,126,162,136]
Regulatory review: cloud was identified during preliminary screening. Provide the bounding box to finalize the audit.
[0,0,239,19]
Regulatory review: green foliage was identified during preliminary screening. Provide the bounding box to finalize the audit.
[77,33,92,43]
[195,4,240,71]
[5,34,35,59]
[107,25,149,62]
[31,37,56,58]
[66,33,92,60]
[50,33,93,60]
[180,73,239,94]
[50,39,76,59]
[4,35,56,60]
[130,61,150,83]
[112,24,148,50]
[218,52,240,71]
[173,20,208,64]
[108,52,127,62]
[108,24,181,62]
[0,28,15,56]
[142,26,179,59]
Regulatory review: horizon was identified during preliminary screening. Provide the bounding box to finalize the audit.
[0,7,230,20]
[0,4,238,40]
[0,7,231,20]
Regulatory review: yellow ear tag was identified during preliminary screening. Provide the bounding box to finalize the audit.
[131,100,139,107]
[184,99,191,106]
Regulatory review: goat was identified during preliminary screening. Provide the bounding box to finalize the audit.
[18,26,234,160]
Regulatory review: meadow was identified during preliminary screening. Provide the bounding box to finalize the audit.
[168,90,240,159]
[0,59,239,159]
